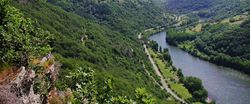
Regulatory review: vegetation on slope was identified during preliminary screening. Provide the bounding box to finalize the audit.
[166,0,250,20]
[166,13,250,75]
[48,0,168,35]
[0,0,52,67]
[10,0,180,103]
[166,0,213,13]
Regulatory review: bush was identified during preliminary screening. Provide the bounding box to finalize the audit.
[0,0,52,66]
[183,77,208,102]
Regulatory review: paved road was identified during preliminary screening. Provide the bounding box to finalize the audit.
[143,44,187,104]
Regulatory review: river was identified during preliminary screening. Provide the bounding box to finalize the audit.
[149,32,250,104]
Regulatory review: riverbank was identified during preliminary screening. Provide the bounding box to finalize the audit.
[178,42,250,76]
[139,28,212,103]
[165,17,250,76]
[150,32,250,104]
[165,38,250,76]
[146,47,192,102]
[138,27,165,40]
[138,28,189,103]
[146,42,211,103]
[144,45,187,104]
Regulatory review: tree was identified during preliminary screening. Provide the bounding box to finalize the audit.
[67,67,134,103]
[193,89,208,102]
[135,88,155,104]
[0,1,52,66]
[177,69,184,82]
[162,49,172,63]
[66,67,97,103]
[183,77,208,102]
[159,46,162,53]
[183,77,203,93]
[149,41,158,52]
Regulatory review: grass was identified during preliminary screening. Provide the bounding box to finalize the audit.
[169,82,192,100]
[0,63,12,73]
[185,29,196,35]
[220,14,249,25]
[148,48,174,78]
[155,58,174,78]
[148,48,192,101]
[192,24,202,32]
[148,48,158,58]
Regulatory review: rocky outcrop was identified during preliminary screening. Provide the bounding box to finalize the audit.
[14,67,41,104]
[0,85,22,104]
[0,54,61,104]
[0,67,41,104]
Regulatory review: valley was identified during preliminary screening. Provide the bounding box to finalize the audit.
[0,0,249,104]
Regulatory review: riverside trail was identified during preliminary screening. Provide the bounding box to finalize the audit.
[138,33,187,104]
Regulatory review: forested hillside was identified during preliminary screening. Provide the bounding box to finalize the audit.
[0,0,185,103]
[2,0,249,103]
[48,0,168,35]
[166,0,213,13]
[166,0,250,20]
[165,0,250,75]
[190,19,250,74]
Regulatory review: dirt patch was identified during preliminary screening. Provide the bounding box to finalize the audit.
[48,88,73,104]
[0,67,21,85]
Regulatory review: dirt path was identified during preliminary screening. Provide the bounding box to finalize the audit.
[138,30,187,103]
[142,43,187,103]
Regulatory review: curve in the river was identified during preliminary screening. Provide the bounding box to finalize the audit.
[149,32,250,104]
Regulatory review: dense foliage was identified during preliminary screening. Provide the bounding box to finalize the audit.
[165,0,250,75]
[168,19,250,74]
[183,77,208,102]
[12,0,175,103]
[166,29,197,45]
[166,0,213,13]
[162,49,172,64]
[166,0,250,20]
[0,0,52,67]
[48,0,167,35]
[192,20,250,74]
[149,40,159,52]
[66,66,157,103]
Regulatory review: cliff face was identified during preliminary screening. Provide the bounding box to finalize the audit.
[0,55,61,104]
[0,86,22,104]
[0,67,40,104]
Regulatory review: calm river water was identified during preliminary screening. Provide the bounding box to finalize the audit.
[149,32,250,104]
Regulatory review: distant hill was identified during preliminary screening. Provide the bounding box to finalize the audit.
[166,0,213,13]
[166,0,250,20]
[48,0,168,35]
